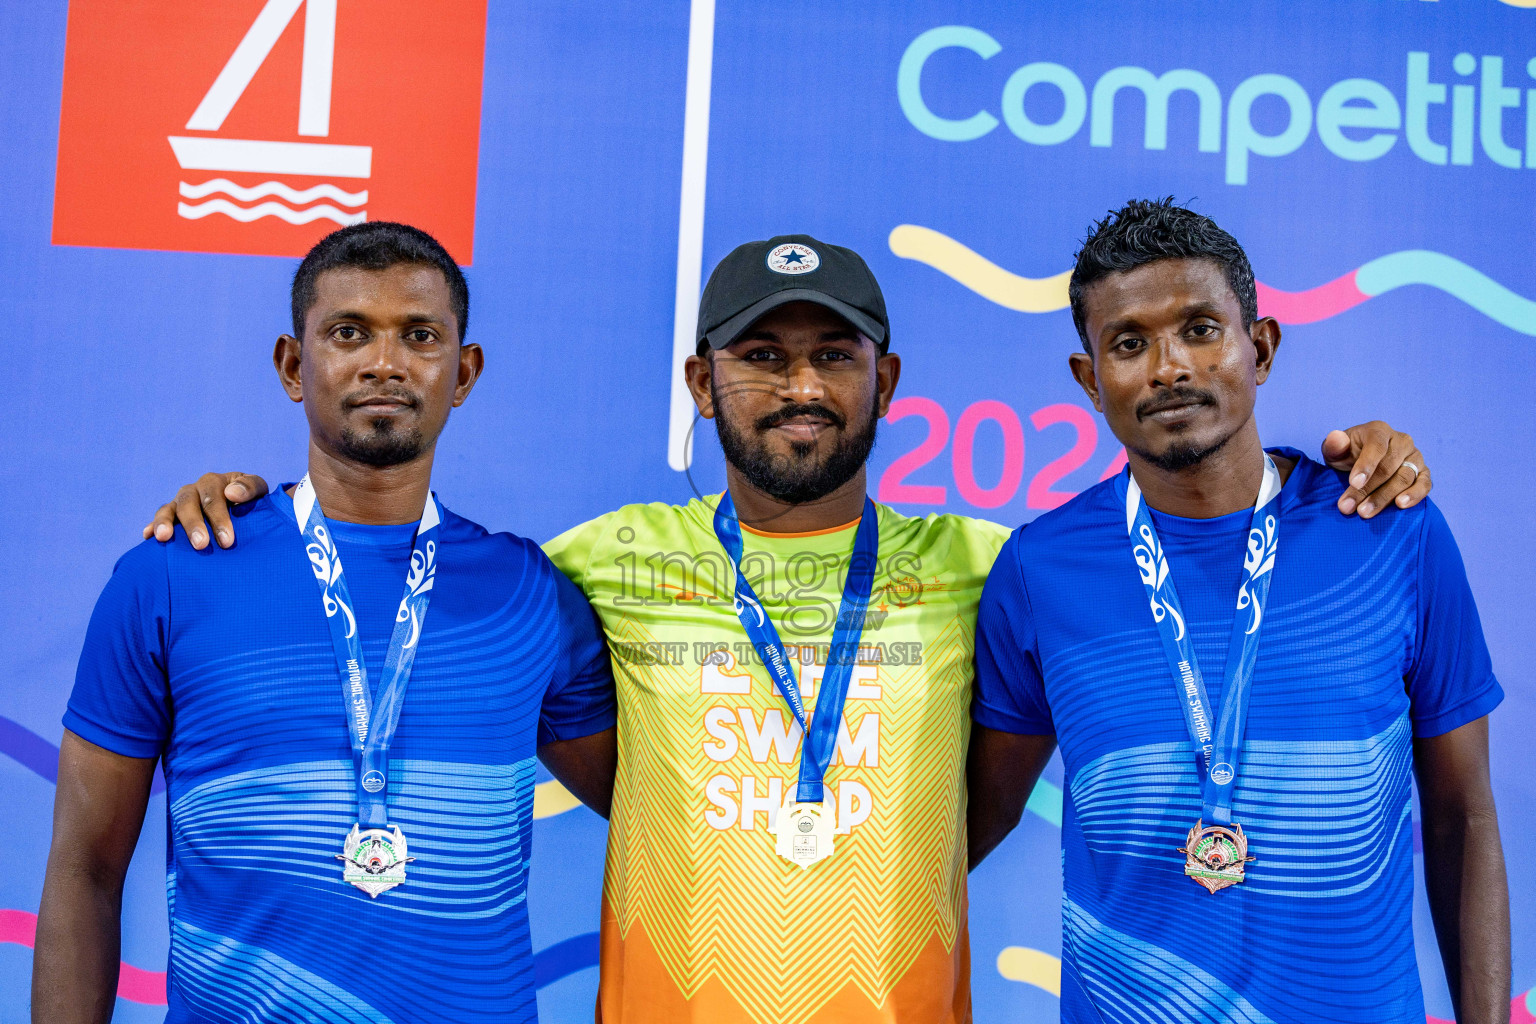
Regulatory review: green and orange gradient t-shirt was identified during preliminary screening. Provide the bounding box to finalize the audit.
[545,497,1008,1024]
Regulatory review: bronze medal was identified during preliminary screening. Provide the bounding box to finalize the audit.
[1178,820,1256,894]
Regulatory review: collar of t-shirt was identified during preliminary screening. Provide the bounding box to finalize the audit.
[271,486,421,686]
[1134,447,1310,693]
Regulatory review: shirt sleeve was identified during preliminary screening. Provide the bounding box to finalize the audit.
[973,529,1055,735]
[62,540,174,759]
[1405,501,1503,737]
[537,557,617,746]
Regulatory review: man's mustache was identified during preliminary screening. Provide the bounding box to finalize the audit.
[1136,387,1216,420]
[345,387,421,410]
[755,403,846,432]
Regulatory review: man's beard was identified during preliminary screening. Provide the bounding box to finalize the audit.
[1131,433,1234,472]
[711,380,879,505]
[1130,421,1240,472]
[337,419,427,467]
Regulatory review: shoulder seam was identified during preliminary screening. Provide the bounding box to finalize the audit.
[1014,531,1036,626]
[159,538,174,667]
[578,516,601,590]
[1409,499,1433,679]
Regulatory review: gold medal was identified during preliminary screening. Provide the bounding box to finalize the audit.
[773,796,836,870]
[1178,820,1255,893]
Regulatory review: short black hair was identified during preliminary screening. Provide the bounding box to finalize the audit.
[1068,197,1256,352]
[290,221,469,341]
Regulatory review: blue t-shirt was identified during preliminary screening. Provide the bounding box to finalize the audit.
[65,490,617,1024]
[973,450,1502,1024]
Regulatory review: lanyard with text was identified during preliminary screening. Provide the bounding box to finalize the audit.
[294,473,440,897]
[1124,456,1281,893]
[713,493,878,868]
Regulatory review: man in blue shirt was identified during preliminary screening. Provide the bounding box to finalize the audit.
[31,222,617,1024]
[968,199,1509,1024]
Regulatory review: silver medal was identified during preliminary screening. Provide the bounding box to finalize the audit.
[337,824,415,898]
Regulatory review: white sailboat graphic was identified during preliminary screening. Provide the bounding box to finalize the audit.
[169,0,369,226]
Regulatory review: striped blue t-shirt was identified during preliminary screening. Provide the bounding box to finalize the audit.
[974,449,1502,1024]
[65,490,616,1024]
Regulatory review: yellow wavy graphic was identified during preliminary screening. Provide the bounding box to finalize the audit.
[1497,0,1536,8]
[888,225,1070,313]
[996,945,1062,996]
[534,779,582,818]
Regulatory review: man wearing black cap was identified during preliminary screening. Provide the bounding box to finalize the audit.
[143,231,1434,1024]
[538,234,1007,1022]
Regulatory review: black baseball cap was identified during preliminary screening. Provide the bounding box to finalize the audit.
[696,234,889,353]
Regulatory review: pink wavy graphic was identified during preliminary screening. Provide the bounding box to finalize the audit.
[890,227,1536,335]
[1256,274,1369,324]
[1252,250,1535,334]
[1430,996,1535,1024]
[0,909,167,1004]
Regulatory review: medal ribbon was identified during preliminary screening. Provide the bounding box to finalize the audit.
[1124,456,1281,825]
[713,494,879,804]
[294,474,441,829]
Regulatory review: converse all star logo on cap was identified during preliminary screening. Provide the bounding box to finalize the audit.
[766,243,820,275]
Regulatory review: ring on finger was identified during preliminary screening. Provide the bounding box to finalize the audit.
[1402,461,1420,478]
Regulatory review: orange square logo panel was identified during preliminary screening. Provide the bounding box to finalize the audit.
[53,0,487,262]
